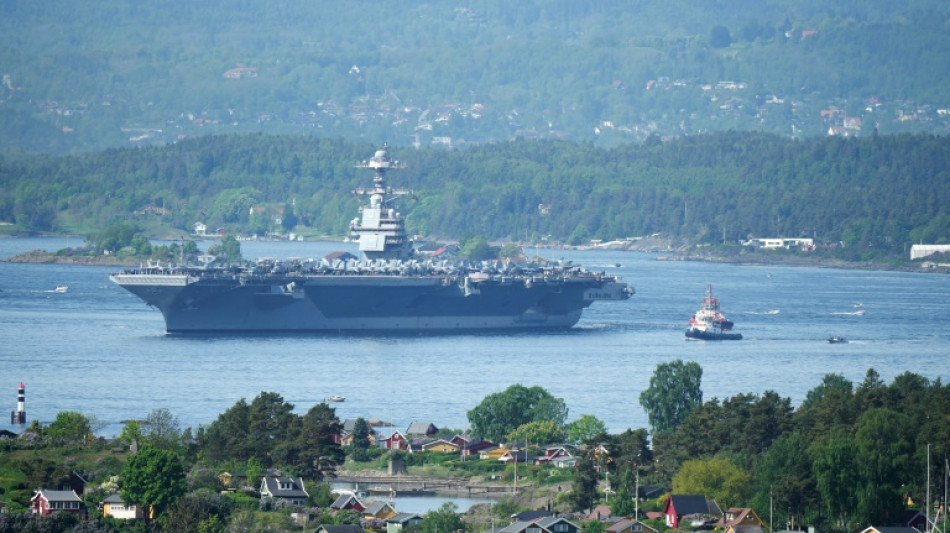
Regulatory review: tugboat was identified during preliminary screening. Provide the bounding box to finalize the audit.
[685,284,743,340]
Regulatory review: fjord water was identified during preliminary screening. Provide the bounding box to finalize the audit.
[1,237,948,440]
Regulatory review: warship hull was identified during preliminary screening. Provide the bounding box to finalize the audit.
[111,272,630,334]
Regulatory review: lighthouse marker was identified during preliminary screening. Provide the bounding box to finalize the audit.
[16,382,25,424]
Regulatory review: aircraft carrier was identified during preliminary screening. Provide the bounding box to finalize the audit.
[110,145,634,333]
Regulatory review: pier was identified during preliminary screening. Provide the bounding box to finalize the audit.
[333,474,518,497]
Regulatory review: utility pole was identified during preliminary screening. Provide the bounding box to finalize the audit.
[635,465,640,519]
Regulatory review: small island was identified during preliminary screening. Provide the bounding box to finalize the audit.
[6,224,242,267]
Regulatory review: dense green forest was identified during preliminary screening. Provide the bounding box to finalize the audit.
[2,1,950,153]
[1,367,947,532]
[2,133,948,259]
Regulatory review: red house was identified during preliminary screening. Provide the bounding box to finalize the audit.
[379,430,408,450]
[460,438,496,457]
[535,445,575,465]
[330,493,365,513]
[663,494,721,529]
[30,489,83,516]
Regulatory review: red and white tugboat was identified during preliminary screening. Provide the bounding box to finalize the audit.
[685,284,743,340]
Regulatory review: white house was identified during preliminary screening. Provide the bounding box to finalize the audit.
[100,493,140,520]
[743,237,814,250]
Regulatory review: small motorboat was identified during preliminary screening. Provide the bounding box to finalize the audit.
[53,285,69,293]
[324,395,345,402]
[828,336,848,344]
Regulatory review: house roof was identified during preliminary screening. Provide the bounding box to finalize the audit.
[364,500,394,515]
[639,485,666,499]
[331,494,363,509]
[481,447,507,458]
[607,519,635,533]
[513,509,555,521]
[410,435,436,446]
[501,450,534,463]
[668,494,720,516]
[586,504,613,520]
[261,476,308,499]
[862,528,920,533]
[406,421,438,435]
[719,508,766,529]
[421,439,459,450]
[607,518,658,533]
[387,512,423,524]
[500,520,533,533]
[376,427,403,440]
[101,493,126,504]
[462,438,496,451]
[730,526,765,533]
[32,489,81,503]
[536,517,580,531]
[316,525,364,533]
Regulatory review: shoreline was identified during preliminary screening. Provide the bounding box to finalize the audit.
[4,249,138,266]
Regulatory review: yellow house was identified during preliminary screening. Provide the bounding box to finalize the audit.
[421,439,460,453]
[364,501,397,521]
[717,508,768,533]
[480,446,507,460]
[100,493,150,520]
[341,433,377,447]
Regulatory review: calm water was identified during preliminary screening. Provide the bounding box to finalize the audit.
[2,236,948,439]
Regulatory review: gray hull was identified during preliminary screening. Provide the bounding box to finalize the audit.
[112,272,629,333]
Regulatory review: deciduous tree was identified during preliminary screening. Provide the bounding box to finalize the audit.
[142,407,181,451]
[810,428,858,528]
[567,414,608,445]
[467,384,568,442]
[854,408,913,524]
[121,446,187,519]
[639,360,703,434]
[506,420,565,445]
[418,502,465,533]
[672,456,750,510]
[45,411,93,446]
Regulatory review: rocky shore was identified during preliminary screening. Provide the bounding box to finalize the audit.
[6,249,137,266]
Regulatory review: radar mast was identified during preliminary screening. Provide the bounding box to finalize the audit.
[349,144,414,260]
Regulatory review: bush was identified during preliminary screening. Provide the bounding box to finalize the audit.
[225,491,261,511]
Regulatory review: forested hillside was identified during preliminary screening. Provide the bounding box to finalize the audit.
[3,0,950,153]
[2,133,948,258]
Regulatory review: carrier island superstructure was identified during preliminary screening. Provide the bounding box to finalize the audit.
[110,145,634,333]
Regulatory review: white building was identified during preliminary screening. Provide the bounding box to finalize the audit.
[910,244,950,260]
[742,238,814,250]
